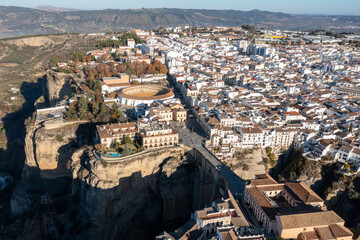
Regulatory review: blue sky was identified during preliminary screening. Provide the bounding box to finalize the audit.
[1,0,360,15]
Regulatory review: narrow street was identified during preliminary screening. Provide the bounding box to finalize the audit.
[169,77,246,195]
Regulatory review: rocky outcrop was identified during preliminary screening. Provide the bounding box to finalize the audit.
[42,72,82,107]
[24,122,81,173]
[8,120,202,239]
[8,36,56,47]
[10,122,89,217]
[226,148,269,180]
[71,146,197,239]
[295,161,323,190]
[277,150,360,230]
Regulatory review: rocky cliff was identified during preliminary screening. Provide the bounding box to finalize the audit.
[5,122,205,240]
[277,150,360,229]
[10,122,87,218]
[72,146,196,239]
[42,72,82,107]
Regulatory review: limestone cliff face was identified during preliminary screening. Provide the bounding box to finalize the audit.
[10,122,203,239]
[42,72,82,107]
[25,122,81,172]
[278,152,360,230]
[71,146,196,240]
[11,122,86,217]
[295,161,323,190]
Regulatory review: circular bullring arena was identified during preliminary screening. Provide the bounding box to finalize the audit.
[118,84,175,106]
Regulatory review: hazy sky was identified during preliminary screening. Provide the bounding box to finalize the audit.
[1,0,360,15]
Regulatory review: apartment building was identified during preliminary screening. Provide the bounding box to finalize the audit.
[245,174,353,239]
[96,122,138,148]
[238,127,296,149]
[238,127,264,148]
[157,191,264,240]
[149,106,187,123]
[140,122,179,149]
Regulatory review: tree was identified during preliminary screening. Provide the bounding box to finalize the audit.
[126,66,136,75]
[122,144,132,156]
[132,80,141,85]
[49,56,60,67]
[65,103,78,121]
[112,139,120,150]
[102,161,108,168]
[115,110,123,117]
[321,154,334,161]
[289,171,297,181]
[90,101,100,115]
[111,102,118,111]
[56,135,64,142]
[265,146,272,155]
[146,64,156,74]
[122,136,133,145]
[241,25,255,33]
[111,112,118,122]
[242,164,249,171]
[269,153,276,161]
[93,80,102,92]
[73,52,87,62]
[77,96,89,119]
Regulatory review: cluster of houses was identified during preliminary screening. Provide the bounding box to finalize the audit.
[96,101,186,150]
[157,191,265,240]
[140,31,360,171]
[157,174,353,240]
[34,26,360,239]
[245,174,353,239]
[55,37,157,71]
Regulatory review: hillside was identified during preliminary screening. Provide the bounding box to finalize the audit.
[1,6,360,37]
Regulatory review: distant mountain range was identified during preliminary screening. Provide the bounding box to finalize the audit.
[0,6,360,38]
[35,5,79,12]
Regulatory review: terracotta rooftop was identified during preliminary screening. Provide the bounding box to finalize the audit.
[285,182,323,204]
[278,211,344,230]
[241,127,263,134]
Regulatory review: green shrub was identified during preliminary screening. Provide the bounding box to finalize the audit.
[265,146,272,155]
[242,164,249,171]
[269,153,276,161]
[56,135,64,142]
[101,161,108,168]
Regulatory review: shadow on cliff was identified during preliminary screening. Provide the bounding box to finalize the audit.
[4,160,202,240]
[44,73,82,107]
[0,77,44,179]
[71,157,208,240]
[41,123,97,177]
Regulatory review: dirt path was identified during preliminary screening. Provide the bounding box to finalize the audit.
[0,63,20,67]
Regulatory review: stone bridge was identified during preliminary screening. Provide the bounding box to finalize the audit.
[188,147,246,208]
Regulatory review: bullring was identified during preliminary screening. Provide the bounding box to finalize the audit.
[118,84,174,106]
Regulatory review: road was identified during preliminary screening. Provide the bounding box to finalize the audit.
[168,78,246,195]
[178,114,245,195]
